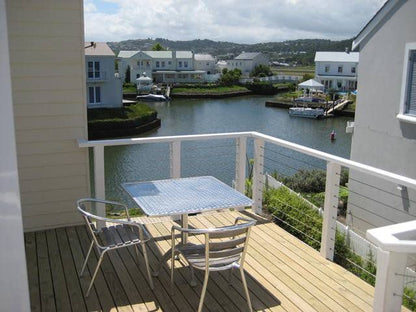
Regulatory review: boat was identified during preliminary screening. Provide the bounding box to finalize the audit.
[136,94,170,102]
[288,107,325,119]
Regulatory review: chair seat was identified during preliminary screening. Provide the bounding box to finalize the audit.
[100,224,149,249]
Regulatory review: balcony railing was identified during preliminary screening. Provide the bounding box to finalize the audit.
[78,131,416,311]
[87,71,108,81]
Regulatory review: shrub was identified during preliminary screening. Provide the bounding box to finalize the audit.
[282,169,326,193]
[245,81,279,95]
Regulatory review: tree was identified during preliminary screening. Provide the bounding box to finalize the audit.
[220,68,242,85]
[302,73,314,82]
[152,43,166,51]
[125,65,131,83]
[250,64,272,77]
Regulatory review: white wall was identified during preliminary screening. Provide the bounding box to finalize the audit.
[348,0,416,233]
[7,0,90,231]
[0,0,31,309]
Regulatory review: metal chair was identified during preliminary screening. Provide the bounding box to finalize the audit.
[77,198,154,296]
[170,217,256,312]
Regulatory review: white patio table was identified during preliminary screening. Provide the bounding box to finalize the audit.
[121,176,253,275]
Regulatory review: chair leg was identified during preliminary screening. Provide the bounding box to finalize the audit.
[141,243,154,290]
[198,271,209,312]
[190,266,197,287]
[239,268,253,312]
[80,240,94,277]
[85,252,104,297]
[170,246,176,295]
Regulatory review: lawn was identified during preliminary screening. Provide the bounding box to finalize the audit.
[172,84,249,95]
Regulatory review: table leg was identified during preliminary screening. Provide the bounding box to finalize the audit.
[181,214,188,244]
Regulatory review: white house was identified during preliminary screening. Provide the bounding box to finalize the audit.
[85,42,122,108]
[118,50,212,84]
[314,51,359,91]
[347,0,416,234]
[225,52,269,76]
[194,53,217,74]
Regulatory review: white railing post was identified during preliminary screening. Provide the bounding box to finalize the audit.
[235,137,247,207]
[170,141,181,179]
[373,249,407,312]
[93,145,106,228]
[252,138,264,215]
[320,162,341,260]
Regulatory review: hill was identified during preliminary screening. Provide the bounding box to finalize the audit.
[107,38,353,66]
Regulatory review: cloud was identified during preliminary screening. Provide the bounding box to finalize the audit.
[84,0,386,43]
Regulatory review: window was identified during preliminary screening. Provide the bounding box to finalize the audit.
[161,61,165,67]
[351,67,356,74]
[88,86,101,104]
[184,61,188,68]
[156,61,160,68]
[398,43,416,123]
[168,61,172,65]
[325,65,330,73]
[178,61,182,68]
[88,61,100,78]
[338,66,343,73]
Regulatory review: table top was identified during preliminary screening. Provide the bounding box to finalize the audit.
[122,176,253,217]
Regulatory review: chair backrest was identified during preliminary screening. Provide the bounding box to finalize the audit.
[203,218,256,270]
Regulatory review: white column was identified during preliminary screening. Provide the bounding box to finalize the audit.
[170,141,181,178]
[320,162,341,260]
[0,1,31,309]
[373,250,407,312]
[93,145,106,228]
[252,138,264,214]
[235,136,247,199]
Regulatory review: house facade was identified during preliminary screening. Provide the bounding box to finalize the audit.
[85,42,122,108]
[314,51,359,91]
[118,50,213,84]
[347,0,416,233]
[224,52,269,76]
[2,0,90,308]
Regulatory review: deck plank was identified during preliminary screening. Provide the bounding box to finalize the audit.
[25,232,41,312]
[54,227,87,312]
[66,226,105,311]
[25,210,403,312]
[45,230,72,312]
[36,231,56,312]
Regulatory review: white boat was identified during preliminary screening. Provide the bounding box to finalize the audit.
[136,94,170,102]
[288,107,324,119]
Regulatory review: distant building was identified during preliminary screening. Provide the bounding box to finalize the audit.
[224,52,269,76]
[194,54,217,74]
[85,42,122,108]
[347,0,416,233]
[314,51,359,91]
[117,50,215,84]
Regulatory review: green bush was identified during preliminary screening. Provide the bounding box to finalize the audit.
[282,169,326,193]
[88,103,157,131]
[245,81,279,95]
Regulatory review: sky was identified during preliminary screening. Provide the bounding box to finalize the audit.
[84,0,386,44]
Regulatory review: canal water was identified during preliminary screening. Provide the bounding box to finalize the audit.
[104,95,353,204]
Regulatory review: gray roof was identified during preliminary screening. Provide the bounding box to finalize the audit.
[235,52,262,60]
[118,50,139,58]
[144,51,172,58]
[352,0,406,51]
[314,51,359,63]
[194,54,215,61]
[85,42,115,56]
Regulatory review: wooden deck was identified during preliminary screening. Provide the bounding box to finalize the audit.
[25,210,380,312]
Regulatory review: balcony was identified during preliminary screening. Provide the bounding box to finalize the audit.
[25,132,416,311]
[26,210,381,311]
[87,71,109,82]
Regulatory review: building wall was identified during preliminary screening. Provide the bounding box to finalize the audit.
[194,60,216,74]
[348,0,416,232]
[7,0,90,231]
[86,55,122,108]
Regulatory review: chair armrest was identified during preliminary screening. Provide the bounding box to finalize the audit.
[77,198,131,220]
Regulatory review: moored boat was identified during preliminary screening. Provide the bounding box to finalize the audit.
[288,107,324,119]
[136,94,170,102]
